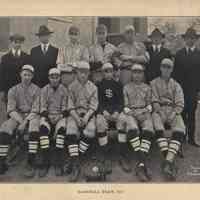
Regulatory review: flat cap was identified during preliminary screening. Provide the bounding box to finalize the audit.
[48,68,61,75]
[131,63,144,71]
[21,65,34,73]
[161,58,174,67]
[76,61,90,70]
[102,63,113,70]
[58,64,74,73]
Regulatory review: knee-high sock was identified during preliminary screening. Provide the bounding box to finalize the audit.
[0,132,11,161]
[28,131,39,166]
[128,129,140,152]
[79,134,93,154]
[118,130,128,156]
[67,135,79,158]
[55,127,66,166]
[155,130,168,157]
[166,131,184,163]
[39,125,50,167]
[138,130,153,164]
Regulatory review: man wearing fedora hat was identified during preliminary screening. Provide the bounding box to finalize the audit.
[30,25,58,88]
[0,34,29,102]
[146,28,172,82]
[173,27,200,147]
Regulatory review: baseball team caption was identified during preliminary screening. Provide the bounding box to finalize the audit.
[77,189,124,194]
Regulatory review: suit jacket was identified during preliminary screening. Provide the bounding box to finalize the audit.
[146,45,172,82]
[0,51,30,95]
[173,47,200,99]
[30,44,58,88]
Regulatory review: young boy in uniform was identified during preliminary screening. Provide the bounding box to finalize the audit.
[0,65,40,177]
[66,61,98,182]
[151,58,185,181]
[118,63,154,182]
[89,24,117,65]
[57,25,89,68]
[57,64,75,174]
[58,64,75,88]
[39,68,68,177]
[96,63,124,174]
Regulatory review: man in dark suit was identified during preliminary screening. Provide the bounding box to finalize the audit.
[173,28,200,147]
[146,28,172,82]
[0,34,29,101]
[30,25,58,88]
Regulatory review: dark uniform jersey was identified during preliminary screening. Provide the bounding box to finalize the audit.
[97,78,124,114]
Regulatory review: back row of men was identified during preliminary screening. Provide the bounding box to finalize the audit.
[0,23,200,180]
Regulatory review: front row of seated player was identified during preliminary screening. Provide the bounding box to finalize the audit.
[0,58,185,182]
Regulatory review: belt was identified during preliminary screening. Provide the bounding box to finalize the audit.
[160,102,173,107]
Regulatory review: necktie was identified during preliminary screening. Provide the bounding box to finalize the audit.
[188,48,193,55]
[43,45,47,54]
[14,50,19,57]
[155,46,159,54]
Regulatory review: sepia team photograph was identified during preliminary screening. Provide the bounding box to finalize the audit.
[0,16,200,184]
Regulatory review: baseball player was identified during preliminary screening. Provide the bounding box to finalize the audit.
[0,65,40,177]
[118,63,154,182]
[151,58,185,181]
[57,25,89,69]
[39,68,68,177]
[58,64,76,88]
[96,63,124,174]
[66,61,98,182]
[89,61,103,85]
[118,25,149,85]
[89,24,117,64]
[57,64,75,174]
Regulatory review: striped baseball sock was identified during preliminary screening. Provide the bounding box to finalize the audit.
[128,129,140,152]
[79,134,92,154]
[67,135,79,157]
[166,131,184,163]
[0,132,11,161]
[28,131,39,166]
[155,130,168,157]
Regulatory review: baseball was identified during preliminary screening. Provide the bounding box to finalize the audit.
[92,166,99,173]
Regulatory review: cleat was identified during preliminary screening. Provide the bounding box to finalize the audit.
[162,160,177,181]
[135,163,151,182]
[23,164,36,178]
[38,166,49,178]
[119,155,132,173]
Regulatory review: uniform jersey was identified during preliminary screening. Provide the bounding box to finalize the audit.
[123,82,152,110]
[97,78,124,114]
[40,84,68,115]
[7,83,40,115]
[56,43,89,66]
[150,77,184,114]
[89,42,117,64]
[118,41,148,66]
[68,79,98,113]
